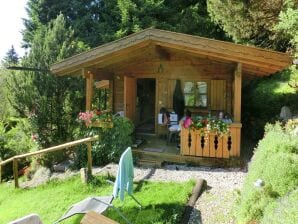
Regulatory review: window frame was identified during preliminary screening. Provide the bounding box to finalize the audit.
[182,79,210,109]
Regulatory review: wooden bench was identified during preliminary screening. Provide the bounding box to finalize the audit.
[80,211,119,224]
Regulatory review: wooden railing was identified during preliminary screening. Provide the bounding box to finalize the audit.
[180,123,241,158]
[0,135,99,188]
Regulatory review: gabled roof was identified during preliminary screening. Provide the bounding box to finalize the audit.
[50,28,292,77]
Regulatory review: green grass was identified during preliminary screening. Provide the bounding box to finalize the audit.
[0,175,194,224]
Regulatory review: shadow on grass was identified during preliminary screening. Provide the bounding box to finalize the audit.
[106,202,186,224]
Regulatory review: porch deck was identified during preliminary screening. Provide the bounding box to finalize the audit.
[132,135,243,168]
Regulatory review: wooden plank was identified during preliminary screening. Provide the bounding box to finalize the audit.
[189,130,196,156]
[95,80,109,89]
[124,76,136,122]
[222,135,230,159]
[195,132,203,157]
[167,79,176,109]
[215,136,223,158]
[209,134,216,158]
[233,63,242,122]
[211,80,226,111]
[81,211,119,224]
[13,158,19,188]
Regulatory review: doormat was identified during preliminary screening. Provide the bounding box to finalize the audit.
[143,147,165,153]
[132,139,144,148]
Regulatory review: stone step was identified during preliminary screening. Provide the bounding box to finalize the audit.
[137,159,163,168]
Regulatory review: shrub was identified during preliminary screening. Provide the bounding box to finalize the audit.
[261,188,298,224]
[0,118,38,179]
[73,115,134,168]
[236,123,298,223]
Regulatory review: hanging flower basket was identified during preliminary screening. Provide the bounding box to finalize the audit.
[78,110,114,129]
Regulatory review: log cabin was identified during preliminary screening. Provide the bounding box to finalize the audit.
[50,28,292,166]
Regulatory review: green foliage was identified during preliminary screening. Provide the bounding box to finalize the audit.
[116,0,228,40]
[236,123,298,223]
[0,175,194,224]
[0,118,38,179]
[24,0,121,48]
[7,14,87,149]
[242,70,298,141]
[1,45,19,66]
[207,0,297,51]
[73,116,134,168]
[261,188,298,224]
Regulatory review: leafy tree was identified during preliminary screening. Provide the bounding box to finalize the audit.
[2,46,19,66]
[207,0,297,51]
[7,14,87,149]
[116,0,228,40]
[23,0,120,48]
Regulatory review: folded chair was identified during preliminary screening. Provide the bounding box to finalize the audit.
[54,147,141,224]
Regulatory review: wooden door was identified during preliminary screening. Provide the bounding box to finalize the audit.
[211,80,226,111]
[124,76,136,122]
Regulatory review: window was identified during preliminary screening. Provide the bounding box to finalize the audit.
[183,81,208,107]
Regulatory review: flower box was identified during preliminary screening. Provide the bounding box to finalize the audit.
[92,120,114,128]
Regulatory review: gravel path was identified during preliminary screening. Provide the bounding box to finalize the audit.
[22,163,246,223]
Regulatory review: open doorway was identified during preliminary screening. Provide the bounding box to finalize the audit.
[135,78,156,134]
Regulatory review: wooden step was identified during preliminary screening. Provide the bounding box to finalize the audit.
[137,159,163,168]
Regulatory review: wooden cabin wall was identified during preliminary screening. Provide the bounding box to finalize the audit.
[112,56,234,135]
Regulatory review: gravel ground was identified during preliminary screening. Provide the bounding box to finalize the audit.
[21,163,246,223]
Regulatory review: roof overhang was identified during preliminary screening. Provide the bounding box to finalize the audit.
[50,28,292,77]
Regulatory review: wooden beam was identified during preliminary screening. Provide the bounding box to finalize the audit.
[233,63,242,122]
[84,69,94,111]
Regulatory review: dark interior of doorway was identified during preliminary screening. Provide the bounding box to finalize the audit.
[135,78,156,134]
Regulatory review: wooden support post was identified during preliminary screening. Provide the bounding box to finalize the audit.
[0,164,2,183]
[84,69,94,111]
[233,63,242,123]
[13,158,19,188]
[86,142,92,177]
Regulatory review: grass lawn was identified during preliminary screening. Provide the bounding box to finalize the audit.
[0,175,194,224]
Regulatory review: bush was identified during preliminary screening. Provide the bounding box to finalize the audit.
[73,115,134,168]
[242,70,298,142]
[0,118,38,179]
[261,188,298,224]
[236,123,298,223]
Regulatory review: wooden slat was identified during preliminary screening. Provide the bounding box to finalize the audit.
[189,130,196,156]
[222,135,230,159]
[211,80,226,111]
[215,136,223,158]
[209,134,216,158]
[195,133,203,157]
